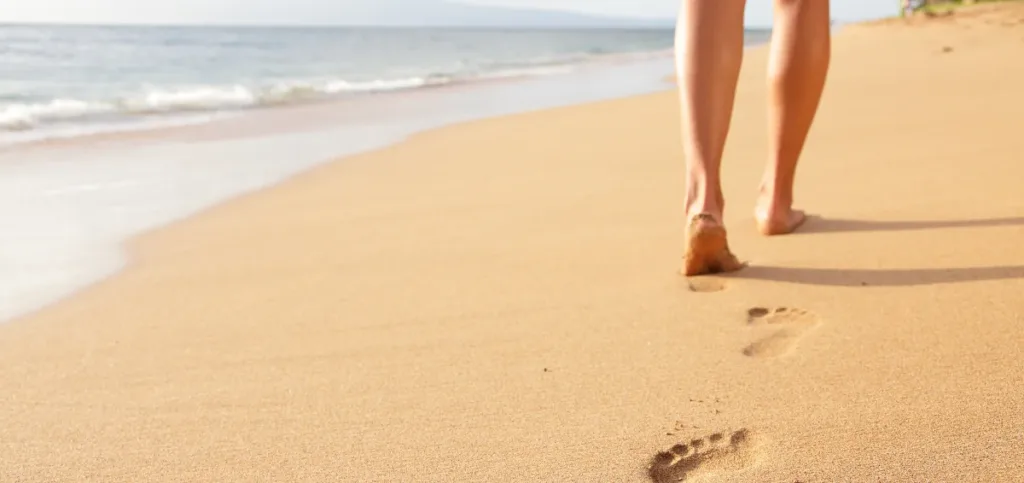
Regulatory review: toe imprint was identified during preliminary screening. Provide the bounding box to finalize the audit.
[746,307,770,319]
[746,307,814,326]
[648,429,759,482]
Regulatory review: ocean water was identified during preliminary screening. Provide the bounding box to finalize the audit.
[0,27,771,322]
[0,25,693,144]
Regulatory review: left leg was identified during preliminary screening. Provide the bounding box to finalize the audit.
[675,0,748,276]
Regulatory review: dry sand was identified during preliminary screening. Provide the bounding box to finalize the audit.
[4,4,1024,482]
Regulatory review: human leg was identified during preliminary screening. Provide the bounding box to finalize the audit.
[676,0,748,275]
[756,0,831,236]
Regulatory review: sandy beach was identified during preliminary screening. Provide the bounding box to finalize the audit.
[3,4,1024,482]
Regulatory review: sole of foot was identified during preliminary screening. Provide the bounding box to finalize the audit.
[682,214,746,277]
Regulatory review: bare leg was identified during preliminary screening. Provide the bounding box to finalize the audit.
[676,0,747,276]
[756,0,831,236]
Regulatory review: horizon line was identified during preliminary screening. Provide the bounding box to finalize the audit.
[0,20,779,30]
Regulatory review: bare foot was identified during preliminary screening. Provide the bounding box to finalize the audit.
[754,205,806,236]
[682,214,745,276]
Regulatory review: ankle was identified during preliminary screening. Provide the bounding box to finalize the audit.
[757,180,792,210]
[686,184,724,221]
[685,197,723,222]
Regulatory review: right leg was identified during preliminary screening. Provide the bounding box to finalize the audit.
[756,0,831,235]
[676,0,747,276]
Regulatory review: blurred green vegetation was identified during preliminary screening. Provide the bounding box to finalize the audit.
[902,0,1022,17]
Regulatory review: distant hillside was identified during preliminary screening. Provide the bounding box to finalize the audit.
[0,0,675,28]
[317,0,673,28]
[413,3,672,27]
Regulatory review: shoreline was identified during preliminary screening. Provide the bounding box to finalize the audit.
[5,6,1024,480]
[1,51,672,154]
[0,45,679,151]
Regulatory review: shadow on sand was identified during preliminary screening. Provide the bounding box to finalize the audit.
[736,265,1024,287]
[724,216,1024,287]
[798,215,1024,234]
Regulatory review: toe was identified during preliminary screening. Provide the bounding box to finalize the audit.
[788,210,807,232]
[717,251,746,273]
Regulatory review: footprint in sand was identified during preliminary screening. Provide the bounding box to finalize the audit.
[686,277,726,293]
[742,307,820,359]
[648,429,758,482]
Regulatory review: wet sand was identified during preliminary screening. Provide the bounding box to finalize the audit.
[3,4,1024,482]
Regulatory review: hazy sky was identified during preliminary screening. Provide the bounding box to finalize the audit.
[466,0,900,24]
[0,0,900,27]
